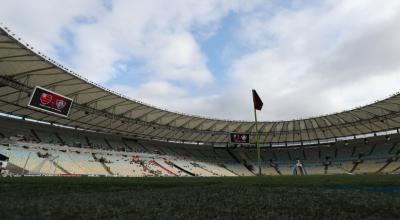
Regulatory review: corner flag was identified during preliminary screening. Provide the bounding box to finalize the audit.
[252,89,263,110]
[252,89,263,176]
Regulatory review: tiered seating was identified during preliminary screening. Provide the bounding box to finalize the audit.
[196,161,236,176]
[371,144,393,157]
[261,165,279,175]
[67,151,109,175]
[303,163,325,175]
[0,145,31,170]
[199,149,219,162]
[58,132,88,147]
[155,146,175,156]
[170,147,191,158]
[55,150,85,174]
[28,149,63,175]
[380,160,400,173]
[353,145,373,157]
[288,148,304,160]
[185,148,207,161]
[214,149,237,163]
[336,146,353,160]
[223,164,254,176]
[107,139,126,151]
[277,164,294,175]
[142,144,164,155]
[104,154,135,176]
[274,149,290,161]
[155,158,189,177]
[353,159,386,174]
[261,150,276,161]
[0,144,65,175]
[236,150,256,166]
[302,147,326,175]
[173,160,214,176]
[390,142,400,154]
[2,116,400,177]
[35,130,59,144]
[304,148,320,161]
[0,119,37,142]
[327,163,348,174]
[340,161,355,172]
[320,147,336,160]
[87,136,109,149]
[243,150,257,162]
[35,159,64,175]
[145,159,173,176]
[123,140,148,153]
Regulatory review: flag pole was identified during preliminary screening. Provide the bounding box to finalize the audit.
[254,108,261,176]
[252,89,263,176]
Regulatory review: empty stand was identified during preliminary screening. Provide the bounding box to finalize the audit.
[1,116,400,177]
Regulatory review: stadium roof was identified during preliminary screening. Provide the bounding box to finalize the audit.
[1,25,400,146]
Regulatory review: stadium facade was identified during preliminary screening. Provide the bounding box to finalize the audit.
[1,25,400,177]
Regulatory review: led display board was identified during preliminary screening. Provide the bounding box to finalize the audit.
[28,86,73,117]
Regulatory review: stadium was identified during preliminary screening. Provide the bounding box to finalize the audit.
[1,5,400,219]
[1,24,400,177]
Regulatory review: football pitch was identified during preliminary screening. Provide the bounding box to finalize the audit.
[1,175,400,220]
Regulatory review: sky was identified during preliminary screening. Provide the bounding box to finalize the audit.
[1,0,400,121]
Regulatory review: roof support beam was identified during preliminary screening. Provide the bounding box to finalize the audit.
[9,66,56,79]
[0,54,34,60]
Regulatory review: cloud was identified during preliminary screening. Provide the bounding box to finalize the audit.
[112,81,187,106]
[1,0,262,85]
[225,0,400,120]
[134,31,214,85]
[60,0,262,84]
[0,0,105,58]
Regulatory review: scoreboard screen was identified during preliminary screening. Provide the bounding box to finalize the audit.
[28,86,73,118]
[230,133,250,144]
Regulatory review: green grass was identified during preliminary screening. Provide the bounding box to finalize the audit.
[1,175,400,219]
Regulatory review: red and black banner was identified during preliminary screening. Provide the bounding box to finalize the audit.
[252,89,263,110]
[230,133,250,144]
[28,86,73,117]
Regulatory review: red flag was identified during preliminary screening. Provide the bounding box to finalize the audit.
[252,89,263,110]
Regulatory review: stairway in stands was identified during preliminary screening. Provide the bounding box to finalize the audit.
[100,162,114,175]
[377,156,399,173]
[150,160,177,176]
[30,129,41,142]
[50,158,70,174]
[92,153,114,175]
[169,161,195,176]
[236,150,257,175]
[219,165,239,176]
[54,133,66,145]
[195,164,219,176]
[271,162,282,175]
[227,149,256,175]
